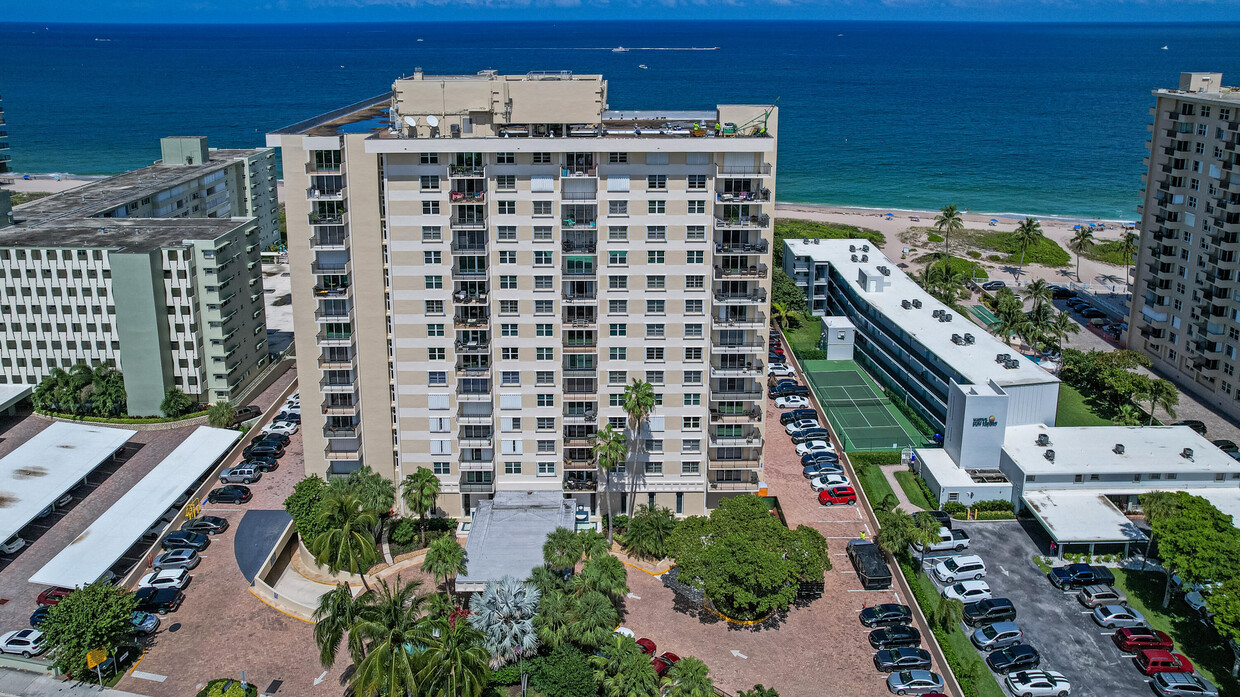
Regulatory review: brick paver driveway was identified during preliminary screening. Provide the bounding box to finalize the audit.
[618,397,935,697]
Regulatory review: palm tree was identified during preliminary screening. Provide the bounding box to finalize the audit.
[417,619,491,697]
[579,529,610,560]
[425,591,455,623]
[1145,378,1179,425]
[932,597,964,633]
[662,656,714,697]
[933,204,964,257]
[1070,227,1096,282]
[532,588,574,649]
[466,576,540,668]
[329,466,396,517]
[572,553,629,607]
[771,301,790,329]
[592,633,659,697]
[424,534,467,596]
[591,424,628,545]
[527,565,567,597]
[308,492,381,589]
[1024,278,1053,316]
[347,578,433,697]
[543,526,583,575]
[1047,310,1081,349]
[207,400,236,429]
[622,503,677,560]
[1113,404,1142,426]
[622,379,657,516]
[401,467,441,547]
[1012,217,1043,273]
[312,582,362,669]
[1120,230,1139,291]
[990,312,1026,349]
[569,590,620,650]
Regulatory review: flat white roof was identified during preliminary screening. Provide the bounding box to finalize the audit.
[1023,490,1148,543]
[1195,489,1240,526]
[29,426,238,589]
[785,239,1058,389]
[457,491,576,593]
[1005,424,1240,476]
[916,448,980,488]
[0,385,32,412]
[0,422,136,544]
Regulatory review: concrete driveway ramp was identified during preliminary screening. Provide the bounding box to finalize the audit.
[234,510,292,583]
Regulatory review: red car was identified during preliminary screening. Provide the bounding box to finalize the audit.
[1112,627,1173,653]
[651,652,681,677]
[36,587,72,607]
[1135,649,1194,675]
[635,638,656,655]
[818,485,857,506]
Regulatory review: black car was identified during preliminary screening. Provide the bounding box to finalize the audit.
[231,405,262,427]
[873,647,933,672]
[162,531,210,551]
[790,428,831,444]
[207,485,252,504]
[916,510,952,530]
[768,353,786,364]
[276,412,301,425]
[980,280,1006,291]
[1049,285,1075,299]
[986,644,1040,675]
[135,587,184,615]
[1175,420,1208,436]
[801,451,841,467]
[780,409,819,426]
[1212,439,1238,453]
[868,624,921,649]
[244,455,279,472]
[254,432,291,447]
[860,603,913,628]
[28,607,49,629]
[1080,308,1107,319]
[181,515,229,535]
[243,442,284,459]
[769,385,809,399]
[962,598,1016,627]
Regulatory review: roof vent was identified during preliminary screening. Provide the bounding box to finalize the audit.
[851,254,858,262]
[912,299,922,309]
[1114,443,1125,455]
[862,244,870,252]
[861,254,869,262]
[933,309,943,318]
[811,237,821,244]
[1006,360,1020,369]
[880,266,891,276]
[1182,447,1194,459]
[951,334,962,344]
[963,333,975,345]
[944,313,953,322]
[1044,449,1055,462]
[902,299,911,309]
[996,353,1009,363]
[1036,433,1051,447]
[849,245,856,253]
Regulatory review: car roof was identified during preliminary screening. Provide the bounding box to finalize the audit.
[987,621,1020,631]
[945,554,983,565]
[1082,584,1115,593]
[1099,604,1130,614]
[1141,649,1174,659]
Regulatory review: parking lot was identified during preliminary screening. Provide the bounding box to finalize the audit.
[933,520,1153,697]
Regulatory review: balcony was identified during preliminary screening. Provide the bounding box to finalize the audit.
[563,313,597,329]
[459,460,494,473]
[709,457,761,470]
[454,313,490,328]
[322,399,359,416]
[712,311,765,328]
[563,408,597,424]
[710,432,763,448]
[563,455,597,471]
[716,163,772,177]
[309,212,346,226]
[310,231,349,251]
[714,215,771,230]
[562,339,597,353]
[325,443,361,460]
[449,190,486,204]
[314,306,351,321]
[562,218,597,231]
[460,481,494,494]
[561,165,598,178]
[714,264,768,279]
[562,239,597,253]
[564,475,598,491]
[452,290,488,305]
[454,339,491,353]
[457,409,493,425]
[451,238,488,253]
[711,339,764,354]
[455,363,491,378]
[716,189,771,203]
[318,354,356,370]
[319,377,355,393]
[713,289,766,304]
[562,190,597,201]
[324,426,360,439]
[311,259,351,275]
[313,284,352,299]
[709,407,762,423]
[451,265,488,280]
[316,330,353,346]
[459,432,493,448]
[715,238,769,254]
[708,471,760,491]
[307,186,346,201]
[710,388,763,401]
[450,217,487,230]
[449,163,486,177]
[306,161,342,174]
[710,360,763,377]
[563,288,597,303]
[457,389,491,402]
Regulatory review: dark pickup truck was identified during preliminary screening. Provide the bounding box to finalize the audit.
[1048,562,1115,589]
[847,539,893,590]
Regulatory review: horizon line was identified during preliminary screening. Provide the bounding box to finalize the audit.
[5,19,1240,26]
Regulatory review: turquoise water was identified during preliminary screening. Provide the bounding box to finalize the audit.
[2,21,1239,218]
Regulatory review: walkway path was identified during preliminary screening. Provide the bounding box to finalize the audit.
[0,669,150,697]
[879,464,922,513]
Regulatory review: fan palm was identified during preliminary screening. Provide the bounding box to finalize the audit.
[662,656,714,697]
[527,565,567,596]
[401,467,441,547]
[1120,230,1139,291]
[622,379,657,516]
[308,492,380,589]
[207,400,236,429]
[423,534,467,595]
[933,204,964,257]
[543,526,583,574]
[347,578,433,697]
[1012,217,1043,272]
[570,589,620,650]
[466,576,540,668]
[579,529,610,560]
[417,619,491,697]
[592,424,628,545]
[623,503,677,560]
[1070,227,1096,282]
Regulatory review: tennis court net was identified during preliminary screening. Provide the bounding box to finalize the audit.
[817,397,888,408]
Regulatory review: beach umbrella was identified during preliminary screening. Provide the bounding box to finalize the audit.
[990,218,998,223]
[1073,224,1082,229]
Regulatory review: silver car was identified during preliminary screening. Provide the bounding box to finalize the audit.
[1091,604,1146,629]
[151,548,201,571]
[971,621,1023,652]
[1077,584,1127,608]
[886,670,944,695]
[219,466,260,484]
[1153,672,1218,697]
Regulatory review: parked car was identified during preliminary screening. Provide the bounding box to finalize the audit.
[161,531,210,551]
[1151,672,1219,697]
[1136,649,1195,676]
[1077,584,1127,608]
[1004,670,1071,697]
[243,442,284,459]
[942,580,991,603]
[207,485,252,504]
[275,412,301,425]
[152,548,201,571]
[790,428,832,445]
[860,604,913,628]
[131,611,161,636]
[818,485,857,506]
[801,451,841,466]
[36,492,74,519]
[1113,626,1174,653]
[768,352,786,364]
[915,510,952,530]
[254,432,291,447]
[963,598,1016,627]
[774,395,810,409]
[138,568,190,591]
[886,670,943,695]
[651,652,680,677]
[915,527,971,553]
[231,405,262,427]
[868,624,921,650]
[635,638,656,655]
[27,608,49,629]
[802,462,843,479]
[262,421,298,436]
[1048,563,1114,589]
[0,629,46,657]
[874,647,932,672]
[780,409,819,425]
[987,644,1040,675]
[795,440,836,457]
[1,535,27,555]
[244,455,279,472]
[810,473,851,491]
[971,621,1023,652]
[1091,604,1145,629]
[769,384,809,399]
[1080,308,1106,319]
[134,588,184,616]
[981,281,1006,291]
[219,466,261,485]
[1173,420,1208,436]
[932,555,986,583]
[36,587,72,607]
[768,364,796,377]
[181,516,229,535]
[785,419,822,435]
[1049,285,1075,299]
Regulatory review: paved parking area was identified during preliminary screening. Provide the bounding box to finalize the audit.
[938,520,1151,697]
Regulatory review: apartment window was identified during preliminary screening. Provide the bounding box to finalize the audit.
[534,251,553,266]
[609,394,624,407]
[684,323,703,339]
[685,299,704,315]
[535,276,553,290]
[609,300,628,314]
[647,226,667,242]
[647,300,666,315]
[536,417,555,430]
[610,324,627,337]
[608,275,628,290]
[1074,474,1083,483]
[536,347,554,361]
[685,275,704,290]
[1188,196,1198,209]
[534,227,553,241]
[645,461,663,474]
[536,440,555,454]
[498,201,515,215]
[536,324,553,337]
[533,152,552,164]
[687,174,706,190]
[537,394,554,407]
[424,251,442,264]
[688,200,706,215]
[503,462,521,475]
[428,347,445,360]
[646,370,665,385]
[1167,473,1178,480]
[646,324,665,339]
[685,393,701,406]
[609,370,627,385]
[647,175,667,190]
[536,371,554,386]
[538,461,555,475]
[420,175,440,191]
[609,251,628,266]
[502,347,519,360]
[684,370,703,385]
[609,201,628,216]
[428,371,447,386]
[501,324,518,337]
[427,323,445,337]
[500,275,517,290]
[647,275,666,290]
[1220,108,1232,120]
[610,347,627,360]
[422,226,442,241]
[648,200,666,215]
[497,226,517,241]
[608,226,628,241]
[535,300,554,314]
[495,175,516,191]
[1198,124,1209,136]
[496,152,516,164]
[420,153,439,164]
[422,201,440,215]
[432,461,450,475]
[684,346,702,361]
[500,300,519,315]
[532,201,553,216]
[499,251,517,264]
[426,300,444,314]
[682,439,701,453]
[646,347,664,361]
[609,152,629,164]
[683,416,701,430]
[686,250,704,264]
[425,275,443,289]
[501,371,520,386]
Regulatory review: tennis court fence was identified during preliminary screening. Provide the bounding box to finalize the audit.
[817,397,889,408]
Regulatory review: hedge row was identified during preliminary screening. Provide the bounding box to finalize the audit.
[897,559,984,697]
[883,388,937,437]
[37,409,211,425]
[847,450,903,467]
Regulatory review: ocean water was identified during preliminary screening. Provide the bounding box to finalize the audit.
[2,21,1240,219]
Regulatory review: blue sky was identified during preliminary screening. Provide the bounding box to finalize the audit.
[9,0,1240,24]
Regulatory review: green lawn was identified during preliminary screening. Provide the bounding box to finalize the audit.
[1054,384,1113,426]
[907,567,1005,697]
[1079,239,1135,266]
[894,471,933,510]
[781,313,822,357]
[1112,569,1239,694]
[852,463,899,512]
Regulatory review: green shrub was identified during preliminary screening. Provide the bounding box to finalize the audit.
[1080,240,1136,266]
[912,473,937,508]
[610,514,629,533]
[987,254,1003,262]
[970,511,1016,521]
[37,409,210,424]
[284,475,328,541]
[966,250,982,259]
[531,644,598,697]
[927,233,945,243]
[796,348,826,361]
[488,656,545,686]
[848,450,902,467]
[197,679,258,697]
[942,501,967,514]
[972,499,1014,512]
[975,231,1071,267]
[883,388,936,436]
[390,518,418,546]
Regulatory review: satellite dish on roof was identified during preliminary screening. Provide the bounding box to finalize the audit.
[427,114,440,127]
[404,115,418,127]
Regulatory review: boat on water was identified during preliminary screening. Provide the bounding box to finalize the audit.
[638,64,648,70]
[1161,45,1169,50]
[612,47,629,53]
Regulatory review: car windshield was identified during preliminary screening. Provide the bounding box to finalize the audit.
[944,559,960,571]
[981,625,999,639]
[897,672,913,682]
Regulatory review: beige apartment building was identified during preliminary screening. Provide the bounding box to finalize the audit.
[1129,72,1240,421]
[269,70,777,519]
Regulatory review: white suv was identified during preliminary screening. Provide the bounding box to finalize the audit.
[138,568,190,591]
[933,555,987,583]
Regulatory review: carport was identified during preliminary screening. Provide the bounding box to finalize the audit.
[29,426,239,588]
[0,421,136,548]
[0,385,32,415]
[1022,489,1147,558]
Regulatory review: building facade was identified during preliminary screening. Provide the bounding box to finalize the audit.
[1128,72,1240,420]
[269,70,778,518]
[0,92,9,176]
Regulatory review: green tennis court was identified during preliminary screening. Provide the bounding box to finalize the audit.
[800,359,934,452]
[970,304,999,327]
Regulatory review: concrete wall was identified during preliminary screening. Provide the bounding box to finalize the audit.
[943,380,1008,469]
[1004,381,1060,427]
[160,136,210,166]
[109,250,175,415]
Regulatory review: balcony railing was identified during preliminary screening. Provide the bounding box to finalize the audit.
[319,377,355,392]
[451,266,488,279]
[563,409,597,424]
[561,190,597,201]
[714,214,771,230]
[453,290,488,304]
[309,213,346,226]
[709,407,762,422]
[712,311,766,327]
[450,190,486,203]
[710,361,763,377]
[318,355,356,369]
[713,289,767,303]
[451,239,488,253]
[562,316,597,329]
[310,232,349,250]
[708,472,760,491]
[324,426,359,439]
[314,307,351,321]
[563,455,597,471]
[715,239,769,254]
[716,189,771,203]
[562,240,597,253]
[716,163,772,177]
[454,315,490,328]
[710,388,762,400]
[455,340,491,353]
[563,477,598,490]
[450,217,487,230]
[449,164,485,177]
[306,161,342,174]
[325,444,361,460]
[316,330,354,345]
[563,289,597,302]
[307,186,346,200]
[313,284,352,298]
[460,482,494,493]
[455,364,490,377]
[714,264,768,279]
[311,260,351,275]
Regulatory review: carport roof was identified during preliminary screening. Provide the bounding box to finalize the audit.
[1023,490,1148,544]
[457,491,576,593]
[0,421,136,545]
[29,426,239,589]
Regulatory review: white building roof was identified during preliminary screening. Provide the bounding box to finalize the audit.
[0,422,136,545]
[457,491,576,593]
[0,385,32,412]
[29,426,238,589]
[1022,490,1148,543]
[784,239,1058,389]
[1193,489,1240,526]
[1005,424,1240,476]
[916,448,979,488]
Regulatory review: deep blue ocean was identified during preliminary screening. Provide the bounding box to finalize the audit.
[2,21,1240,218]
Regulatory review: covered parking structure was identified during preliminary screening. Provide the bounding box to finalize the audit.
[0,421,136,548]
[29,426,239,589]
[1022,489,1148,558]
